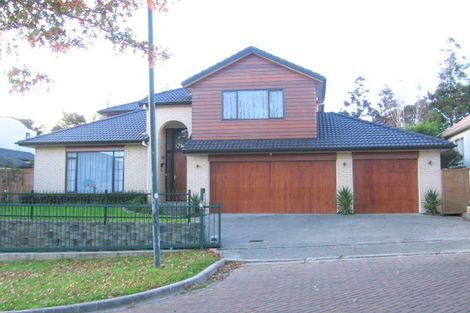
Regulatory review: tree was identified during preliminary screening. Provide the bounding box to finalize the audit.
[440,149,463,169]
[403,121,442,137]
[428,38,470,127]
[403,97,430,125]
[52,112,86,131]
[374,85,402,127]
[17,118,46,135]
[0,0,169,93]
[343,76,375,119]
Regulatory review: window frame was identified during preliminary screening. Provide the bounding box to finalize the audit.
[454,137,465,158]
[221,89,285,120]
[65,150,125,193]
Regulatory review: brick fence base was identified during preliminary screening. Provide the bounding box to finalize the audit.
[0,220,200,250]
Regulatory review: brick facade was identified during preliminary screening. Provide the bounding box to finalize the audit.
[336,152,354,191]
[34,146,66,191]
[124,145,149,192]
[186,155,210,200]
[418,150,442,213]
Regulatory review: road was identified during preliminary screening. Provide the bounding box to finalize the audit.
[109,253,470,313]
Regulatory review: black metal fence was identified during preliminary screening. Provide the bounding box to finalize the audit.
[0,190,221,252]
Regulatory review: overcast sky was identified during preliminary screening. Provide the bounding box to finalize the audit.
[1,0,469,129]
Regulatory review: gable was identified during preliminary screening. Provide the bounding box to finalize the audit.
[182,46,326,103]
[188,53,321,141]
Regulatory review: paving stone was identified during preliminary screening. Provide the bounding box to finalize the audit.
[109,254,470,313]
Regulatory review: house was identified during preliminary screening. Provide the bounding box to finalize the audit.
[0,148,34,169]
[442,115,470,167]
[0,117,37,153]
[18,46,453,213]
[0,148,34,193]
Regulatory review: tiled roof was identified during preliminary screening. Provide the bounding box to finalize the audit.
[441,115,470,138]
[153,87,191,104]
[181,46,327,103]
[97,88,191,115]
[18,110,147,146]
[183,112,454,153]
[0,148,34,168]
[97,100,142,115]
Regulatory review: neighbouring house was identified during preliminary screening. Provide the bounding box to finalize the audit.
[18,46,453,214]
[0,148,34,192]
[442,115,470,168]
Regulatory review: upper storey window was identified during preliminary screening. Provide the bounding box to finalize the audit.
[223,90,284,120]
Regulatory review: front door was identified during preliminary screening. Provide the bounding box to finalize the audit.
[165,128,188,196]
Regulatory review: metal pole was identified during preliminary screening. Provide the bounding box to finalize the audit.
[147,2,160,268]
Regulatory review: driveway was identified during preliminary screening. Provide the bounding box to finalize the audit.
[220,214,470,260]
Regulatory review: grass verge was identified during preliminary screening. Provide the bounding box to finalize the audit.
[0,250,218,311]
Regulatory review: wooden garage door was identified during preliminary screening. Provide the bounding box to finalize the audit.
[210,154,336,214]
[353,152,419,214]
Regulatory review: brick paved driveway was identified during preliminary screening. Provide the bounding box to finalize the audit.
[110,254,470,313]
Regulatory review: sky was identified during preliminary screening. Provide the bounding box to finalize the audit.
[1,0,469,130]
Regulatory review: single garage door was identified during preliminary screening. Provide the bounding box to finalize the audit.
[210,154,336,213]
[353,152,419,214]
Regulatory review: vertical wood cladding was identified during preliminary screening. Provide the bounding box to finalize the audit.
[189,54,321,140]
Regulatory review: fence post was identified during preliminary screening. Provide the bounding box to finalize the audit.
[199,188,205,248]
[30,190,34,220]
[218,202,222,247]
[103,190,108,225]
[187,189,191,223]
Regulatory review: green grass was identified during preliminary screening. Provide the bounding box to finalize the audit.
[0,204,189,222]
[0,250,218,311]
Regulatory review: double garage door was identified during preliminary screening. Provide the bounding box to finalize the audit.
[210,153,419,214]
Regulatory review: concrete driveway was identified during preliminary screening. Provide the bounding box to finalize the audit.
[220,214,470,260]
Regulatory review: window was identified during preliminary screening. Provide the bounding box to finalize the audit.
[222,90,284,120]
[455,138,465,158]
[66,151,124,193]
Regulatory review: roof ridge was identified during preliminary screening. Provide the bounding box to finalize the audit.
[442,114,470,137]
[18,109,145,145]
[326,112,451,144]
[181,47,326,103]
[98,87,191,114]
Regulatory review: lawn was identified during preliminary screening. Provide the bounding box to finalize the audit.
[0,204,192,222]
[0,250,218,311]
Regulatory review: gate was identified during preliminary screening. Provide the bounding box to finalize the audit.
[441,168,470,214]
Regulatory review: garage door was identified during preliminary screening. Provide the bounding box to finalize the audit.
[210,154,336,213]
[353,152,419,214]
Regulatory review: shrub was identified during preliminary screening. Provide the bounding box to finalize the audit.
[424,189,441,215]
[337,187,353,215]
[190,193,202,215]
[17,191,148,205]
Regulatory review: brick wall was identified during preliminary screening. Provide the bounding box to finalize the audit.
[187,155,210,201]
[418,150,442,213]
[336,152,353,191]
[0,220,200,250]
[34,146,66,191]
[124,145,149,192]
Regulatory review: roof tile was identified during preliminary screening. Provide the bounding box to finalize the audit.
[184,112,454,153]
[98,88,191,115]
[18,110,147,146]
